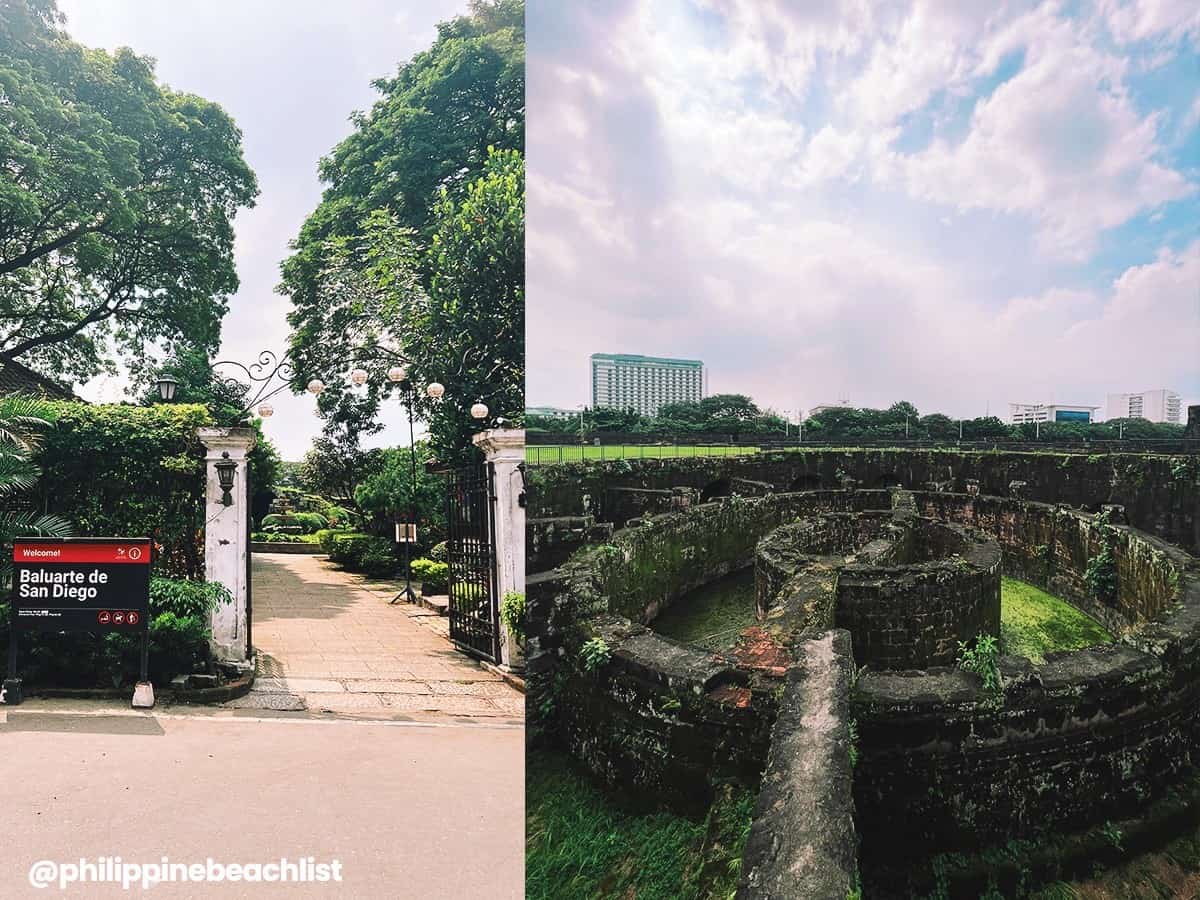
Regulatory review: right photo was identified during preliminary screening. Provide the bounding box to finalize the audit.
[524,2,1200,899]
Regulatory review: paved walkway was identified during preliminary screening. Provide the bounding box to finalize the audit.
[228,553,522,721]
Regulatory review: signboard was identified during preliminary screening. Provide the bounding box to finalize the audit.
[11,537,151,633]
[394,522,417,544]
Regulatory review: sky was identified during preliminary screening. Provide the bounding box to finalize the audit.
[526,0,1200,423]
[60,0,469,458]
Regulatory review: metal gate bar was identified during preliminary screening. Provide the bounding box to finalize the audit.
[446,461,500,662]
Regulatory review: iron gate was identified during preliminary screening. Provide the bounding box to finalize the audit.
[446,461,500,662]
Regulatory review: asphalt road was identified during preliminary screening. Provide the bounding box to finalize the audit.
[0,704,524,898]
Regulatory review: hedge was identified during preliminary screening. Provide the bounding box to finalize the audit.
[33,403,212,578]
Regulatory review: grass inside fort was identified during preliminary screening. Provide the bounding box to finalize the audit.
[525,751,753,900]
[1001,577,1114,662]
[652,569,758,651]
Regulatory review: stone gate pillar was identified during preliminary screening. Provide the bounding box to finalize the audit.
[198,427,255,669]
[473,428,525,671]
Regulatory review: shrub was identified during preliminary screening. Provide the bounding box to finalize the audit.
[329,533,372,568]
[956,634,1001,694]
[410,558,449,593]
[33,402,212,578]
[315,528,354,555]
[261,512,328,534]
[0,577,230,686]
[579,637,612,673]
[501,591,525,643]
[428,540,449,562]
[359,537,398,578]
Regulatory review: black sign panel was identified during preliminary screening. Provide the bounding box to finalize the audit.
[11,538,151,633]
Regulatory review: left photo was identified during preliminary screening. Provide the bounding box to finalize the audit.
[0,1,525,896]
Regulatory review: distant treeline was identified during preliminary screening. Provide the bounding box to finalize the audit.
[527,395,1187,442]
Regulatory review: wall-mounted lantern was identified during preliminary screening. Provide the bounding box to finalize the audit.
[156,374,179,402]
[214,451,238,506]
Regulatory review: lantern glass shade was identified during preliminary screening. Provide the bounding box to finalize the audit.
[306,378,325,395]
[350,368,368,386]
[470,401,489,420]
[214,451,238,506]
[257,403,274,418]
[387,365,407,383]
[426,381,445,399]
[156,374,178,402]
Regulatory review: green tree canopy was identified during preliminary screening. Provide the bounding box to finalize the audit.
[0,0,258,383]
[353,441,446,540]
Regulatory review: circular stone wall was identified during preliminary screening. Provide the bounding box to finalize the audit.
[755,510,1001,669]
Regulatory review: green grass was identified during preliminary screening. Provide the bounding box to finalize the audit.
[1001,577,1114,663]
[653,569,758,651]
[526,750,754,900]
[525,444,761,464]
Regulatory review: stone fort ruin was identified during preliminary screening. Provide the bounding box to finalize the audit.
[527,439,1200,897]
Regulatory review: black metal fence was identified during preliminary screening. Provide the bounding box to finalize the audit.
[445,462,500,662]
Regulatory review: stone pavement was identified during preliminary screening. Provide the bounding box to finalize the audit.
[228,553,523,721]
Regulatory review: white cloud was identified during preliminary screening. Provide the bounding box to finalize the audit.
[1100,0,1200,45]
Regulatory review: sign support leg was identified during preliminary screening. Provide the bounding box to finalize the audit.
[2,627,21,705]
[132,632,154,709]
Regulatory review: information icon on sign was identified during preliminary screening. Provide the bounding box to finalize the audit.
[128,547,142,561]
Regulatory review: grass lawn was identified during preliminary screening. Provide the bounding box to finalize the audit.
[526,750,753,900]
[1001,577,1114,663]
[525,444,761,464]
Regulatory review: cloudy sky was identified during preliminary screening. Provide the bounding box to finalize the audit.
[60,0,468,457]
[527,0,1199,422]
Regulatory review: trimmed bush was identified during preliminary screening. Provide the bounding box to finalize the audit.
[411,558,449,593]
[359,537,399,578]
[329,533,372,568]
[428,540,449,562]
[261,512,328,534]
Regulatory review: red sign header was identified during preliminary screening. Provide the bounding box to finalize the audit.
[13,541,151,565]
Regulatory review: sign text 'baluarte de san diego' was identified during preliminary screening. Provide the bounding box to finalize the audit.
[12,538,151,632]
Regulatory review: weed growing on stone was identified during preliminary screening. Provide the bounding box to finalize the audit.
[579,636,612,672]
[956,634,1002,694]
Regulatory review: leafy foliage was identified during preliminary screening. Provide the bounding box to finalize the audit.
[579,636,612,673]
[281,0,524,457]
[353,441,447,545]
[32,402,211,577]
[410,557,449,593]
[956,634,1002,694]
[500,590,525,643]
[0,575,229,686]
[298,433,382,505]
[0,393,71,585]
[0,0,257,383]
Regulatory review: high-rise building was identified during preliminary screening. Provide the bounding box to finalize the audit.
[1008,402,1099,425]
[1106,390,1182,424]
[590,353,704,417]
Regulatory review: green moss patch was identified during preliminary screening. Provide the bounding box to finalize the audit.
[653,569,758,651]
[1001,577,1114,663]
[526,751,753,900]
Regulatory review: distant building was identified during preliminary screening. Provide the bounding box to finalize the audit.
[590,353,704,417]
[1106,390,1182,424]
[0,359,75,399]
[1008,402,1099,425]
[808,402,850,416]
[525,406,575,419]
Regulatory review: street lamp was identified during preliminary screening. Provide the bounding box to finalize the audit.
[471,401,489,421]
[384,364,422,605]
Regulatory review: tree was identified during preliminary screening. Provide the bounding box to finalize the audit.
[0,394,71,586]
[281,0,523,442]
[298,432,382,506]
[0,0,258,383]
[353,442,447,544]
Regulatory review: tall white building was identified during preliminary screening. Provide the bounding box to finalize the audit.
[1008,403,1099,425]
[590,353,704,417]
[1106,390,1182,424]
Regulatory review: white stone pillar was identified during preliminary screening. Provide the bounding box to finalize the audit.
[473,428,525,670]
[198,427,255,669]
